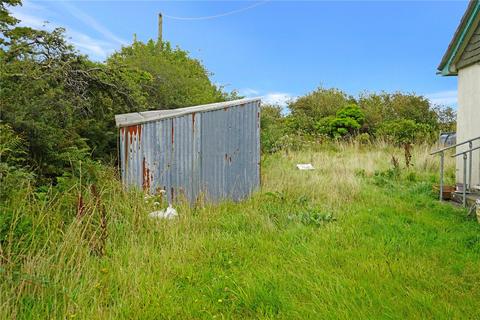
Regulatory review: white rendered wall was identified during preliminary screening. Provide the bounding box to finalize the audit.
[456,63,480,187]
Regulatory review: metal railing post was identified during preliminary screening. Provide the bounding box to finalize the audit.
[431,136,480,205]
[468,141,473,191]
[440,152,444,201]
[463,153,467,207]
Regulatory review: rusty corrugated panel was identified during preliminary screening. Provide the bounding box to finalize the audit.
[116,98,261,204]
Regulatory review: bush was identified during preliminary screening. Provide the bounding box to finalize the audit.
[260,105,285,153]
[356,133,371,144]
[315,104,365,138]
[358,92,438,133]
[287,87,353,133]
[376,119,434,144]
[0,124,33,200]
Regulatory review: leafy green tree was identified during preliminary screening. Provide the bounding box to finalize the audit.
[336,104,365,124]
[0,123,33,203]
[0,0,20,44]
[260,104,285,153]
[107,40,228,110]
[1,1,150,179]
[287,87,353,133]
[1,0,238,181]
[377,119,433,144]
[433,106,456,133]
[316,104,365,138]
[358,92,438,133]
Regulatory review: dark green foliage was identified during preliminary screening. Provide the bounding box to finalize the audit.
[108,40,230,109]
[0,11,150,179]
[358,91,438,133]
[265,87,453,151]
[287,87,353,133]
[0,124,33,201]
[377,119,434,144]
[0,124,36,260]
[336,103,365,123]
[1,0,230,182]
[0,123,27,169]
[260,105,285,153]
[0,1,20,39]
[433,105,456,133]
[316,104,365,138]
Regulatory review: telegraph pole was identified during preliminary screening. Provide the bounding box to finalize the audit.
[158,13,163,45]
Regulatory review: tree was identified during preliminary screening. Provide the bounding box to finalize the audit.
[1,0,239,181]
[377,119,433,144]
[358,92,438,133]
[433,106,456,133]
[107,40,228,110]
[287,87,353,133]
[316,104,365,138]
[1,1,150,179]
[260,104,285,153]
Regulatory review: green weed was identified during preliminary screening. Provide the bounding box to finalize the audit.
[1,143,479,319]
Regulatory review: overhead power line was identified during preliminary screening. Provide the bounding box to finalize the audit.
[163,1,268,21]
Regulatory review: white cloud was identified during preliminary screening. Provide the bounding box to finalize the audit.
[239,88,260,96]
[68,30,116,58]
[238,88,295,107]
[10,0,122,60]
[239,88,295,107]
[12,12,48,29]
[262,92,296,106]
[425,90,457,106]
[58,1,127,45]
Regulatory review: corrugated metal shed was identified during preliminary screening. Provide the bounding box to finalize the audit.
[115,98,261,203]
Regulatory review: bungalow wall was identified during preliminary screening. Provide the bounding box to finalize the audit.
[456,62,480,187]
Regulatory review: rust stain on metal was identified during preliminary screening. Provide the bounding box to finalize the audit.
[192,112,196,132]
[127,125,142,144]
[124,131,129,169]
[116,99,261,203]
[142,157,151,191]
[124,140,128,168]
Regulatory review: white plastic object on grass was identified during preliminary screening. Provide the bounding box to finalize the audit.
[148,204,178,220]
[296,163,314,170]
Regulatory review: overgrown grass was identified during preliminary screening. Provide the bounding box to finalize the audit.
[1,142,479,319]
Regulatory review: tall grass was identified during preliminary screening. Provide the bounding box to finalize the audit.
[1,142,478,319]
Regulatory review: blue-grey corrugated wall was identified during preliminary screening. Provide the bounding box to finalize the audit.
[118,100,260,203]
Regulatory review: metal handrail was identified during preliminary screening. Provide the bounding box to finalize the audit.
[430,135,480,155]
[450,145,480,207]
[451,145,480,158]
[431,135,480,207]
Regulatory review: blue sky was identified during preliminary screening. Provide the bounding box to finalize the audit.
[11,1,468,106]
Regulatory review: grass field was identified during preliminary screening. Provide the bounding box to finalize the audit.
[2,142,480,319]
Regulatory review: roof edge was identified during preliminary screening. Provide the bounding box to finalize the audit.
[115,97,262,127]
[438,0,480,76]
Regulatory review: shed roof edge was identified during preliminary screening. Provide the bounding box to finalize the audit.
[115,97,261,127]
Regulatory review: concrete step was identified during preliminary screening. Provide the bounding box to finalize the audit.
[452,191,480,207]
